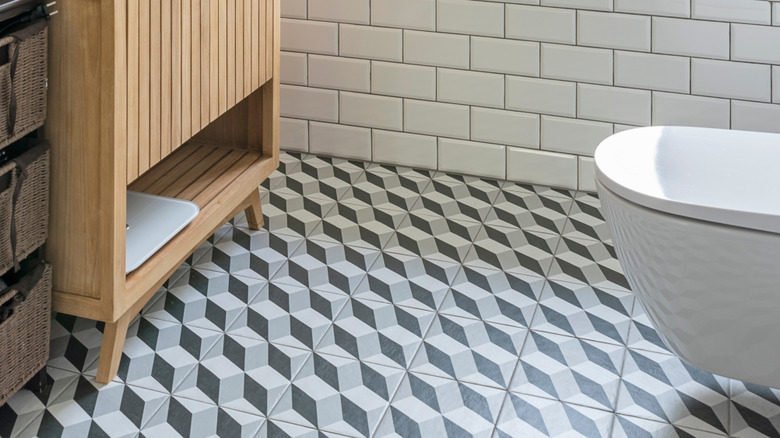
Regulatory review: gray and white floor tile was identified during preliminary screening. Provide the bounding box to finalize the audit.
[3,152,780,438]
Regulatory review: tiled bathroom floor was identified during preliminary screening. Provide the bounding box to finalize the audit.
[1,152,779,438]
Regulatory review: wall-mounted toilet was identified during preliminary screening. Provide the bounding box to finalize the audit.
[595,126,780,388]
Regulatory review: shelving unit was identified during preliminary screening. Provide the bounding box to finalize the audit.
[45,0,279,384]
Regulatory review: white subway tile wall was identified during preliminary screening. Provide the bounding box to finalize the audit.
[279,0,780,191]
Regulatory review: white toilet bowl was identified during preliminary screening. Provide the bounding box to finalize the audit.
[595,126,780,388]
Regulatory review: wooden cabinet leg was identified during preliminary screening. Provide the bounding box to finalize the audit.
[95,311,133,384]
[244,189,264,230]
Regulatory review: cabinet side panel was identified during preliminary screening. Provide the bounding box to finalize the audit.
[47,0,124,304]
[126,0,138,183]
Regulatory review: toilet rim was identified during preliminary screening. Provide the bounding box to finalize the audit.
[594,126,780,235]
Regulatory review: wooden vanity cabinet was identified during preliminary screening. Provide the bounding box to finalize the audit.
[45,0,280,383]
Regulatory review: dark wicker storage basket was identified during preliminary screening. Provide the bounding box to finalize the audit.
[0,261,51,406]
[0,18,47,150]
[0,139,49,274]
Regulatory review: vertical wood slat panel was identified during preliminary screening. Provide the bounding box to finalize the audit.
[243,0,252,98]
[202,0,212,127]
[150,0,161,166]
[161,0,171,162]
[191,0,200,134]
[218,0,227,116]
[172,0,182,152]
[127,0,139,183]
[251,0,259,90]
[182,0,191,142]
[138,0,150,175]
[227,0,236,108]
[210,0,219,122]
[265,0,272,82]
[235,0,243,102]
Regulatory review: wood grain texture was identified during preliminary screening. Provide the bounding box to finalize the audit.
[49,0,280,384]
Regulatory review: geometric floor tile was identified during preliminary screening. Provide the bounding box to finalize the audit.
[344,164,431,214]
[730,381,780,438]
[415,172,502,223]
[531,279,635,346]
[6,151,780,437]
[384,213,482,264]
[310,200,407,251]
[548,237,631,293]
[317,297,436,369]
[485,189,573,235]
[410,314,527,389]
[510,331,625,410]
[273,239,380,295]
[270,352,405,437]
[562,198,612,243]
[439,265,545,328]
[374,372,505,438]
[494,392,614,438]
[617,349,730,435]
[464,225,560,277]
[227,281,349,350]
[611,414,726,438]
[354,251,461,311]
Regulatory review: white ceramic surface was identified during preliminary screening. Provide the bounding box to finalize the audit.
[126,191,200,274]
[597,179,780,388]
[595,126,780,234]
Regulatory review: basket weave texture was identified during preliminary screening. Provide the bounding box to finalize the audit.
[0,263,51,406]
[0,141,48,275]
[0,19,47,150]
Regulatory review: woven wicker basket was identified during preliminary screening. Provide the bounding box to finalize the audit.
[0,261,51,406]
[0,19,47,150]
[0,139,49,275]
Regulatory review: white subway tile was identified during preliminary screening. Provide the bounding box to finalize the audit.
[471,108,540,148]
[652,17,729,59]
[578,84,651,126]
[775,3,780,26]
[541,116,614,156]
[652,92,730,128]
[340,92,403,130]
[541,44,613,85]
[309,122,372,160]
[691,59,770,102]
[731,100,780,135]
[437,0,504,37]
[308,55,370,92]
[614,51,689,93]
[439,139,506,179]
[578,11,650,51]
[578,157,597,192]
[732,24,780,64]
[405,100,470,139]
[774,67,780,103]
[280,118,309,152]
[437,69,505,108]
[373,130,438,169]
[280,19,338,55]
[471,37,539,77]
[280,85,339,122]
[506,76,577,117]
[615,0,690,18]
[308,0,369,24]
[506,5,576,44]
[372,62,436,100]
[339,25,402,62]
[614,124,640,133]
[281,0,307,19]
[371,0,436,30]
[692,0,770,25]
[542,0,612,11]
[507,148,578,189]
[281,51,307,86]
[404,31,470,69]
